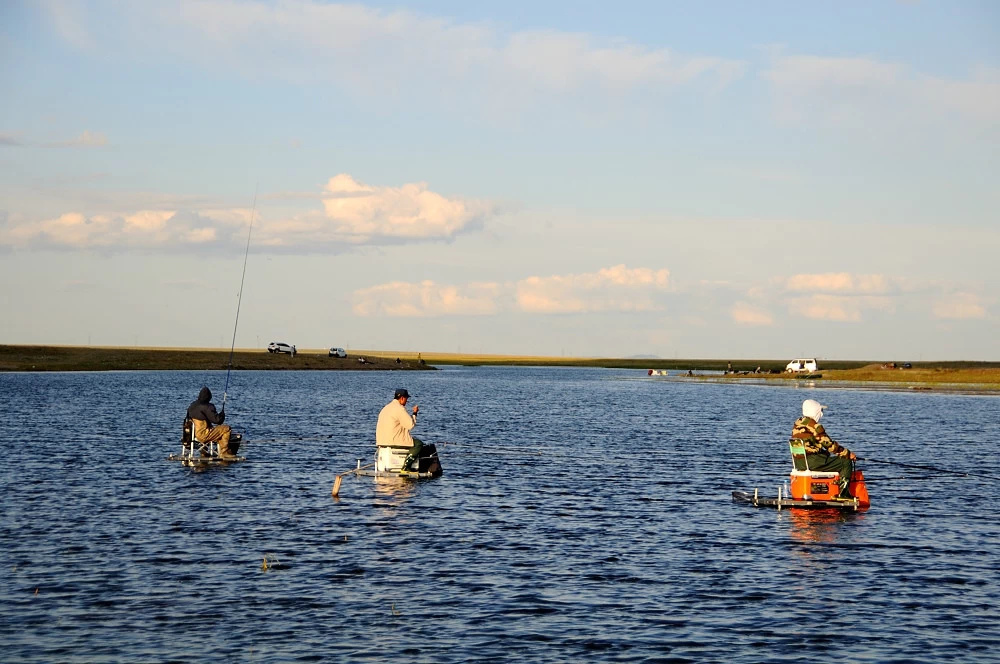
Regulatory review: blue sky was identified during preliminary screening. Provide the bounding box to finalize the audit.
[1,0,997,360]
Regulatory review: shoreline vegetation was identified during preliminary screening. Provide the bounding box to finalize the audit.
[2,345,998,392]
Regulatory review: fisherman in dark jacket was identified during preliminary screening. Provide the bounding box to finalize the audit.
[186,387,234,458]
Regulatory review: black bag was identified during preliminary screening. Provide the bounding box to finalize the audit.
[181,417,193,444]
[417,443,442,475]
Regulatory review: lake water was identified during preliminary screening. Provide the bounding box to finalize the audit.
[2,367,999,663]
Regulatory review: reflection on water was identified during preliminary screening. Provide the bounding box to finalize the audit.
[785,509,864,545]
[372,475,420,502]
[1,368,998,663]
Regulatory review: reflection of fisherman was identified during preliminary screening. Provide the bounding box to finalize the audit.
[187,387,235,458]
[791,399,856,497]
[376,388,422,471]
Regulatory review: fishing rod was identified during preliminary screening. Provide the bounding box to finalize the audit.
[860,457,1000,481]
[749,470,935,481]
[437,441,549,455]
[222,186,257,411]
[250,436,336,444]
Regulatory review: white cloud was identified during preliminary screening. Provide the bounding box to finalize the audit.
[1,209,244,249]
[933,292,987,320]
[353,280,501,317]
[787,295,862,322]
[731,303,773,326]
[785,272,896,294]
[764,52,1000,128]
[352,264,671,318]
[0,130,107,148]
[46,1,745,118]
[786,294,894,322]
[500,30,744,92]
[40,0,96,50]
[44,130,109,148]
[777,272,904,322]
[0,174,496,251]
[69,130,108,147]
[317,174,490,243]
[516,264,670,314]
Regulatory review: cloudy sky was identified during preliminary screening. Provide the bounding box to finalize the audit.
[1,0,997,360]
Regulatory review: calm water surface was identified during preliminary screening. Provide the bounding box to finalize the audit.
[1,367,998,663]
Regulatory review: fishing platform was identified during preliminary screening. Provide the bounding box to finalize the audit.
[167,418,246,467]
[732,488,864,511]
[332,443,442,496]
[734,439,870,511]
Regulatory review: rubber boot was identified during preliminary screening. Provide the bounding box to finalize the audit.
[219,432,236,459]
[400,455,415,472]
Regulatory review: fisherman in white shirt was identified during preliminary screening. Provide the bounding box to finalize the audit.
[376,388,422,471]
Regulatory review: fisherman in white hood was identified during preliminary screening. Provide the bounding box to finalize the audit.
[791,399,857,497]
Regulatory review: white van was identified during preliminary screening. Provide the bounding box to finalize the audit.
[785,358,818,373]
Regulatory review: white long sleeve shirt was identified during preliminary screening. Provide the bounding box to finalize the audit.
[375,399,416,447]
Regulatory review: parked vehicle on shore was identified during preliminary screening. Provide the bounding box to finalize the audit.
[267,342,296,355]
[329,347,347,358]
[785,358,818,373]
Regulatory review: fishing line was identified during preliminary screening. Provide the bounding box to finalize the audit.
[222,185,257,411]
[442,446,546,457]
[756,455,998,481]
[437,441,552,455]
[748,471,934,482]
[250,436,336,443]
[860,457,1000,481]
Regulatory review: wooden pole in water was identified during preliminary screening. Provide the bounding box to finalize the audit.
[331,462,374,497]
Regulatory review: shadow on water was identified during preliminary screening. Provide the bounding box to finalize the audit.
[1,368,998,663]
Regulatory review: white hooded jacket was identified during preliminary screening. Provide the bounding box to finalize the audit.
[802,399,826,422]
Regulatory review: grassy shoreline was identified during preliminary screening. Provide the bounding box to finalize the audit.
[0,345,435,372]
[701,367,1000,392]
[2,345,998,392]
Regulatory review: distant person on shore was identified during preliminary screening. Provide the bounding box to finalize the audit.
[791,399,856,497]
[186,386,235,458]
[376,388,421,471]
[727,361,732,374]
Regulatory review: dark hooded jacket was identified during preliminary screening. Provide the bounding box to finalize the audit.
[187,387,225,424]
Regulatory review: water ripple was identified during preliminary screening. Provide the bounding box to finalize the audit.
[1,368,998,662]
